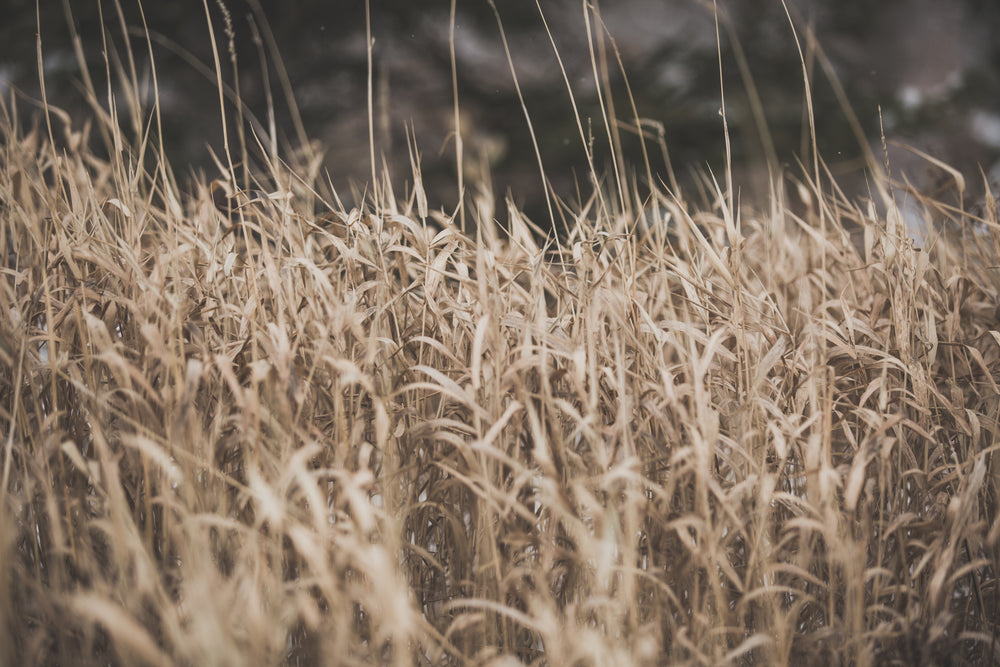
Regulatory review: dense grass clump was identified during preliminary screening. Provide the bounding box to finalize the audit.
[2,5,1000,665]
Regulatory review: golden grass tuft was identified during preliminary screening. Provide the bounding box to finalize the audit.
[1,5,999,665]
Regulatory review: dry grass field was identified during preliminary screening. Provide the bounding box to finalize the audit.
[1,2,999,665]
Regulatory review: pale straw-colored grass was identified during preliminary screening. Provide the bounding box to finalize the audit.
[0,2,998,665]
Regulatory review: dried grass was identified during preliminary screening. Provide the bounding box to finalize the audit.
[1,3,999,665]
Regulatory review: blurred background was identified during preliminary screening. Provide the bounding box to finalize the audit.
[2,0,999,223]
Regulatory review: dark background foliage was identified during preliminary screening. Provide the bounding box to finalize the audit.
[2,0,999,219]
